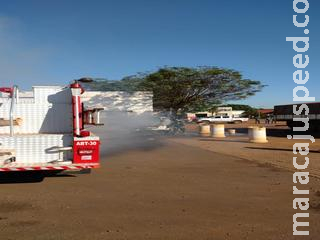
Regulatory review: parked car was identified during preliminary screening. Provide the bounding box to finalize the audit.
[197,115,249,124]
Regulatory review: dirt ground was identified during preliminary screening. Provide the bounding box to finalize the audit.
[171,134,320,178]
[1,130,320,239]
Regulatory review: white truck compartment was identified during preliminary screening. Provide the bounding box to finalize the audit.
[0,86,73,134]
[0,85,98,171]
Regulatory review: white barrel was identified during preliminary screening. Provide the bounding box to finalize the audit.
[227,129,236,135]
[212,124,225,138]
[199,125,211,136]
[248,126,268,143]
[248,126,254,139]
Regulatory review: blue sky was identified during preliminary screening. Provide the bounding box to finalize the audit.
[0,0,319,108]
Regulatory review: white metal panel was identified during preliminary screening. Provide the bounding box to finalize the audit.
[0,103,73,134]
[33,86,72,104]
[0,86,73,134]
[0,134,73,164]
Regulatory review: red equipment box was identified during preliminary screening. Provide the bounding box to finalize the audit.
[73,137,100,164]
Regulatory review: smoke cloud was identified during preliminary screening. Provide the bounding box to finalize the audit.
[90,111,163,157]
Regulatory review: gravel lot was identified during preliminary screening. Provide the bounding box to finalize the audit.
[0,124,319,240]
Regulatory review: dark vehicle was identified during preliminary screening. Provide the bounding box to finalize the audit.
[274,102,320,132]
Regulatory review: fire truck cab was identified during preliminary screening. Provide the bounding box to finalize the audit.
[0,81,102,172]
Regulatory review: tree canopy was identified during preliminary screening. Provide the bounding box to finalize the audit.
[127,67,265,112]
[84,66,265,112]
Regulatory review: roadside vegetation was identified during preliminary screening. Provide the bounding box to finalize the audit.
[85,66,265,115]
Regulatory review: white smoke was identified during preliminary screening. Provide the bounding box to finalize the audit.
[90,111,162,157]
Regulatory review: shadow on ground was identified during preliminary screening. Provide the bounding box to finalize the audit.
[199,138,248,143]
[0,171,76,184]
[227,127,320,138]
[246,146,320,153]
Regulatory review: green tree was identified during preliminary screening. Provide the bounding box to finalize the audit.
[83,67,265,114]
[224,104,259,117]
[129,67,265,112]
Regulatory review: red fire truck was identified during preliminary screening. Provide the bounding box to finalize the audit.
[0,78,103,173]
